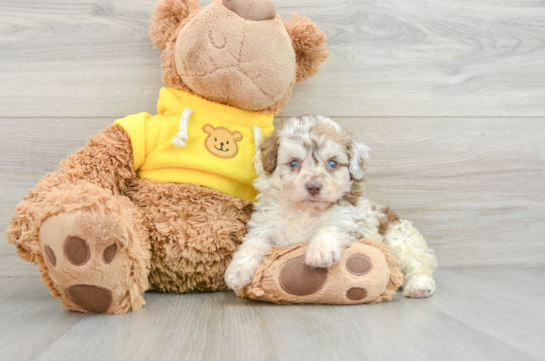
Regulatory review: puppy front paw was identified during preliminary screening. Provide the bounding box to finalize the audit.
[305,243,342,268]
[404,275,436,298]
[224,261,259,291]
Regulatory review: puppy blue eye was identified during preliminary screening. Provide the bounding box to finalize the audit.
[289,160,300,169]
[328,160,338,169]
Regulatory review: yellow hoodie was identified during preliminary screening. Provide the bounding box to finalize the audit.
[114,88,274,202]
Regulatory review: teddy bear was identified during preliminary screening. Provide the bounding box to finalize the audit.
[6,0,329,314]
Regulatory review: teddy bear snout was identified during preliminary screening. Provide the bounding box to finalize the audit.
[223,0,276,21]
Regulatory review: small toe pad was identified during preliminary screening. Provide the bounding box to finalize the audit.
[346,287,367,300]
[103,244,117,264]
[345,254,372,276]
[64,237,90,266]
[45,245,57,267]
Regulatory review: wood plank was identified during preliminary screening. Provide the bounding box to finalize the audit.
[1,0,545,117]
[0,277,85,360]
[1,117,544,276]
[432,266,545,360]
[332,117,545,268]
[1,267,543,361]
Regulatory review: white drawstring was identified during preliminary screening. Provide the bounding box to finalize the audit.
[172,108,194,148]
[252,126,264,176]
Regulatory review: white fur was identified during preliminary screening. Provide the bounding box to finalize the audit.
[225,115,437,297]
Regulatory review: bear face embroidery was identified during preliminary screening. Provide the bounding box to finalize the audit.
[203,125,243,159]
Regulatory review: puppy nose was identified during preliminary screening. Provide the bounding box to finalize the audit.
[306,182,322,196]
[223,0,276,21]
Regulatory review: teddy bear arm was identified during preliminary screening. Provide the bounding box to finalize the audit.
[57,124,136,192]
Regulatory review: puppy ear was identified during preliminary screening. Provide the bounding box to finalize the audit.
[283,15,329,83]
[260,131,280,175]
[150,0,201,50]
[348,139,369,180]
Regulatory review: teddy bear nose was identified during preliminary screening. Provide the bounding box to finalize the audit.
[223,0,276,21]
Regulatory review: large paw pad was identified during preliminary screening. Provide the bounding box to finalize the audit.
[279,256,328,296]
[39,211,130,314]
[237,241,399,305]
[66,285,113,314]
[43,236,119,313]
[278,253,375,301]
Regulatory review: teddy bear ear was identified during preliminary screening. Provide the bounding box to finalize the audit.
[149,0,201,50]
[283,15,329,83]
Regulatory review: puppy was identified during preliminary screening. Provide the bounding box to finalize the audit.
[225,115,437,298]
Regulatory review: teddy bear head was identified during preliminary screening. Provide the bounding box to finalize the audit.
[150,0,329,114]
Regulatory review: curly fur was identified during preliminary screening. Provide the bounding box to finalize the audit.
[225,115,437,298]
[159,6,202,95]
[362,238,403,303]
[127,179,252,293]
[150,0,201,50]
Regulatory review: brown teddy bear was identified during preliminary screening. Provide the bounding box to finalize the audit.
[6,0,328,314]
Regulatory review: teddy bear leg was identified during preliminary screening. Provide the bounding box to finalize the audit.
[236,239,403,304]
[382,219,438,298]
[129,180,252,293]
[37,182,150,314]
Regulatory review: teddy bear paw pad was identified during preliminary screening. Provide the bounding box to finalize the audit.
[64,236,91,266]
[238,241,401,305]
[66,285,113,314]
[345,254,372,276]
[39,210,132,314]
[346,287,368,300]
[279,256,328,296]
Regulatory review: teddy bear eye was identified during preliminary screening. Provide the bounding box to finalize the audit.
[227,141,229,144]
[215,138,217,141]
[328,160,338,169]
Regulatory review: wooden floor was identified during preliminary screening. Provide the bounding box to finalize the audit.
[1,266,543,361]
[1,0,545,360]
